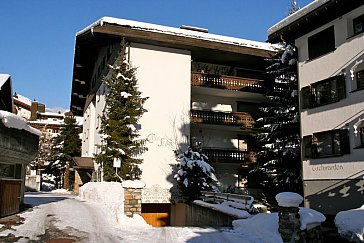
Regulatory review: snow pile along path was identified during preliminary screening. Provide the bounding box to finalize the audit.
[335,204,364,242]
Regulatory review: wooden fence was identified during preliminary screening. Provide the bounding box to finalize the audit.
[0,179,22,217]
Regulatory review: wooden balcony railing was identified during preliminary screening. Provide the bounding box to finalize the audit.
[191,72,265,93]
[191,110,255,128]
[200,148,249,164]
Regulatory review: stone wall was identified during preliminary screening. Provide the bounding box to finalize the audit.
[123,188,142,217]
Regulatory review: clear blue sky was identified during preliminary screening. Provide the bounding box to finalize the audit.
[0,0,312,111]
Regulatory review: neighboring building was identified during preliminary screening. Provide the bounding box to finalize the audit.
[268,0,364,216]
[0,74,40,217]
[70,17,275,225]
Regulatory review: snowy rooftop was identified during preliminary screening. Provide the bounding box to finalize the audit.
[0,73,11,87]
[13,93,33,106]
[0,110,41,136]
[268,0,330,36]
[78,17,275,52]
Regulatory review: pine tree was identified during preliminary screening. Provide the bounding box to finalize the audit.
[249,43,302,203]
[31,128,55,170]
[174,147,217,202]
[51,112,81,189]
[95,40,148,181]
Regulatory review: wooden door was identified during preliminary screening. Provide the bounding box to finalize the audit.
[141,203,171,227]
[0,179,22,217]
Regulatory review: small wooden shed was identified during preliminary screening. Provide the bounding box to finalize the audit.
[72,157,94,194]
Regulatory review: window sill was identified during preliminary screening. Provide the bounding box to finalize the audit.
[347,31,364,41]
[353,145,364,149]
[305,49,336,63]
[349,87,364,93]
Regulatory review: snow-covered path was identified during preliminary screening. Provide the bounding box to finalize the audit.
[0,192,245,243]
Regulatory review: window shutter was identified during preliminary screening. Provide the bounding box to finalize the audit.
[339,129,350,154]
[303,135,313,158]
[336,74,346,100]
[301,86,312,109]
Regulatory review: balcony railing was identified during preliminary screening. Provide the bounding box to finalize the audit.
[191,110,255,128]
[191,72,265,93]
[200,148,249,164]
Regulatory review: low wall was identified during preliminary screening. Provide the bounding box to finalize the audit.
[184,202,239,227]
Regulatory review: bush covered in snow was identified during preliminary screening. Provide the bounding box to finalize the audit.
[174,147,217,201]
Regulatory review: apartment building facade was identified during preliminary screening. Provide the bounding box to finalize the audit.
[268,0,364,215]
[70,17,275,225]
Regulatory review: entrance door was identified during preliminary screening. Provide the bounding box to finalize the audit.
[141,203,171,227]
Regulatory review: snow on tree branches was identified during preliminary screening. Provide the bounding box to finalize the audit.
[174,147,217,201]
[249,43,302,204]
[95,40,148,181]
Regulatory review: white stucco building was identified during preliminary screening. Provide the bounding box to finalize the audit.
[268,0,364,216]
[70,17,275,225]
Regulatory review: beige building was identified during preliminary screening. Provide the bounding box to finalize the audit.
[70,17,275,225]
[268,0,364,216]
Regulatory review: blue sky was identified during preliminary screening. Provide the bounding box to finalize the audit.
[0,0,313,111]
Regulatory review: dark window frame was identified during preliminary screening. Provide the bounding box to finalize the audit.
[356,70,364,90]
[308,26,336,60]
[303,129,350,159]
[353,14,364,36]
[301,74,346,109]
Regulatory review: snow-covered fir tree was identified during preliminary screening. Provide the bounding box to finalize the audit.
[249,43,302,203]
[174,147,217,202]
[31,128,55,170]
[49,112,81,189]
[95,40,148,181]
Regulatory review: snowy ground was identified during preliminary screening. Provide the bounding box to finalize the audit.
[0,191,270,243]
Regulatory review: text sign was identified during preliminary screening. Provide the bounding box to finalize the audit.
[113,158,121,168]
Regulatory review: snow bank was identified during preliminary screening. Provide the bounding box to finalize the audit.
[335,205,364,242]
[50,189,71,194]
[78,182,149,228]
[232,213,283,243]
[194,200,251,219]
[0,110,41,136]
[299,207,326,231]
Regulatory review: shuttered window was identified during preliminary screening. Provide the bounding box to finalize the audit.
[301,74,346,109]
[303,129,350,158]
[357,70,364,90]
[308,26,335,60]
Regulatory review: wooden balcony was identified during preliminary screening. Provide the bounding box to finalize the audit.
[191,72,265,93]
[191,110,255,128]
[200,148,249,164]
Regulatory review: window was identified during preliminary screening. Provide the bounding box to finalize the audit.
[303,129,350,158]
[301,74,346,109]
[0,163,22,179]
[357,70,364,90]
[308,26,335,60]
[107,44,113,60]
[360,127,364,146]
[353,14,364,35]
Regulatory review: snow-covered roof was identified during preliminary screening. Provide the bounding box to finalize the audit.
[13,93,33,106]
[268,0,330,36]
[0,73,11,88]
[39,111,65,117]
[78,17,275,52]
[0,110,41,136]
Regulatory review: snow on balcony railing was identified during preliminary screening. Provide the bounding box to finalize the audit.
[191,72,264,93]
